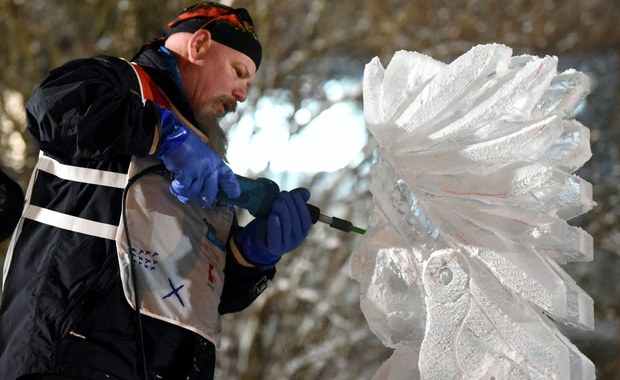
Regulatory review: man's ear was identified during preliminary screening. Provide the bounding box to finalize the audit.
[188,29,213,61]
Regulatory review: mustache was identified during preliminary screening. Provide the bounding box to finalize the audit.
[224,98,237,114]
[210,95,237,115]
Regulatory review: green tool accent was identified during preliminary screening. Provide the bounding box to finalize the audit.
[351,226,366,235]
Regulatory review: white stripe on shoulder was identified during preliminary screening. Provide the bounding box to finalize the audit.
[37,154,127,189]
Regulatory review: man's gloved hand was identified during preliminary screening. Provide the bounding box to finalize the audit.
[235,188,312,269]
[154,104,240,208]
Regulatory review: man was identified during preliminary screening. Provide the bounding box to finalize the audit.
[0,3,312,379]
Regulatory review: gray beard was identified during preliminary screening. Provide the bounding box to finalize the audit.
[195,115,229,161]
[194,96,236,160]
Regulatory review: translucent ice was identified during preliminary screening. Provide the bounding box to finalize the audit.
[351,44,595,379]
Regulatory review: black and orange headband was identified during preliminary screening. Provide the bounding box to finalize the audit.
[167,2,262,68]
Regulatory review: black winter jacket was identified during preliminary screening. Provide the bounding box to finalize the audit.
[0,45,274,380]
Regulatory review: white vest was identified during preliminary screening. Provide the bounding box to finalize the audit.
[117,155,233,348]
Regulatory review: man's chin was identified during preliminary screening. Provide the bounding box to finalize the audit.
[196,115,220,132]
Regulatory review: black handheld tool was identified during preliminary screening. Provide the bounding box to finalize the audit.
[220,175,366,235]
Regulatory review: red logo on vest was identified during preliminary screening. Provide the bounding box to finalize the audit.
[208,263,215,284]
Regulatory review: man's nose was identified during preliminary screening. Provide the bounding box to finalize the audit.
[233,86,247,102]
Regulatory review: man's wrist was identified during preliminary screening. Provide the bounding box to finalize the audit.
[230,236,258,268]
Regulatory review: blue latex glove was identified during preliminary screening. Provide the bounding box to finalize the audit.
[154,104,240,208]
[235,188,312,269]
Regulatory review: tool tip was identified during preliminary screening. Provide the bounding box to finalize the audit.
[351,226,366,235]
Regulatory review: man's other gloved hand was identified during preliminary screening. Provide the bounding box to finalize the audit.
[235,188,312,269]
[154,104,240,208]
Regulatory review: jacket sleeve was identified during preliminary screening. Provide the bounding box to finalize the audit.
[219,219,276,314]
[25,55,158,162]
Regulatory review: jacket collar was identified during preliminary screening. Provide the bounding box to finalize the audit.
[132,41,200,127]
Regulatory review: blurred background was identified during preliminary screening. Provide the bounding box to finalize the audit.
[1,0,618,378]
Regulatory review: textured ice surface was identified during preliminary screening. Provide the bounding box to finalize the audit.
[350,44,595,379]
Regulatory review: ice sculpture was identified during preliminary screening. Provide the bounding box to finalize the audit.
[350,44,596,379]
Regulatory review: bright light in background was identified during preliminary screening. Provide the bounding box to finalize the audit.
[1,90,28,172]
[227,98,293,173]
[227,79,367,175]
[270,102,366,172]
